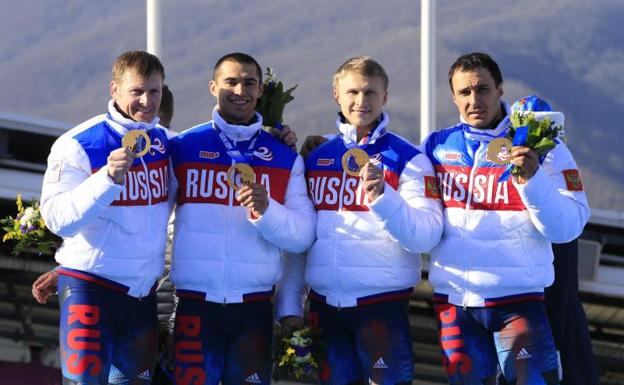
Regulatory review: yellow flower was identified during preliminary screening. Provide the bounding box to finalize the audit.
[286,347,295,356]
[16,194,24,214]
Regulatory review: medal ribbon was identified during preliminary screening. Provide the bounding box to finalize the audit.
[498,125,528,182]
[212,122,260,165]
[338,113,387,150]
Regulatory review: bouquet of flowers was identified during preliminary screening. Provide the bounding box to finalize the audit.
[504,110,562,178]
[256,67,297,129]
[275,327,318,380]
[1,194,61,256]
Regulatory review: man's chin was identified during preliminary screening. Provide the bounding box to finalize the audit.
[467,119,488,129]
[133,114,155,123]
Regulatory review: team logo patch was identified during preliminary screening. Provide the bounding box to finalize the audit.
[149,137,166,155]
[563,169,583,191]
[199,151,220,159]
[47,160,62,183]
[515,348,532,360]
[137,370,151,380]
[424,175,441,199]
[245,373,262,384]
[444,152,463,161]
[373,357,389,369]
[253,146,273,161]
[317,158,334,166]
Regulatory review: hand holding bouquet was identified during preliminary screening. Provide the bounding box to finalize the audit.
[498,110,562,181]
[509,111,561,158]
[1,194,61,255]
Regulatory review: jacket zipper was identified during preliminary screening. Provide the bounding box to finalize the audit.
[334,169,349,311]
[223,159,235,306]
[463,142,484,310]
[140,154,151,297]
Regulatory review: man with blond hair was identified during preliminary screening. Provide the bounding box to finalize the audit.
[41,50,175,385]
[279,56,443,385]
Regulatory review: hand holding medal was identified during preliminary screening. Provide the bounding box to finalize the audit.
[105,130,149,185]
[227,163,268,217]
[235,182,269,217]
[341,148,385,201]
[106,147,138,185]
[359,161,385,201]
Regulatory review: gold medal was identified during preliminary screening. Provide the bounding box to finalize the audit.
[486,138,513,165]
[227,163,256,190]
[341,148,369,177]
[122,130,151,157]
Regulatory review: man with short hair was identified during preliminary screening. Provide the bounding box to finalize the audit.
[422,52,590,385]
[40,50,174,385]
[169,52,316,385]
[279,56,443,385]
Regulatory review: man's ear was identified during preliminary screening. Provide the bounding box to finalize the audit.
[209,80,217,97]
[110,80,117,99]
[333,87,340,105]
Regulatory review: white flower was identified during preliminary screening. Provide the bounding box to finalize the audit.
[20,207,36,227]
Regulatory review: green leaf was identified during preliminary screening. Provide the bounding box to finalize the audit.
[255,68,297,128]
[533,138,556,155]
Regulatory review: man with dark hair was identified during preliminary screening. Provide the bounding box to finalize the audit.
[212,52,263,86]
[447,52,503,91]
[40,50,174,385]
[169,52,315,385]
[422,52,590,385]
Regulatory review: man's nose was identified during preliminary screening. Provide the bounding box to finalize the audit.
[233,83,245,94]
[467,91,479,105]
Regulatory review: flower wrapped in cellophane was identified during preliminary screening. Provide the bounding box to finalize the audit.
[1,194,61,256]
[256,67,297,130]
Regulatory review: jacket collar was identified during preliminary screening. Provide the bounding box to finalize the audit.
[461,102,511,142]
[212,106,263,143]
[105,99,160,135]
[337,111,389,146]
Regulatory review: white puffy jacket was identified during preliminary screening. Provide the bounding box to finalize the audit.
[422,109,590,307]
[41,100,175,297]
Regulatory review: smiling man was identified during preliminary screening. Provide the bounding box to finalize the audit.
[278,56,443,385]
[168,52,316,385]
[40,50,175,385]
